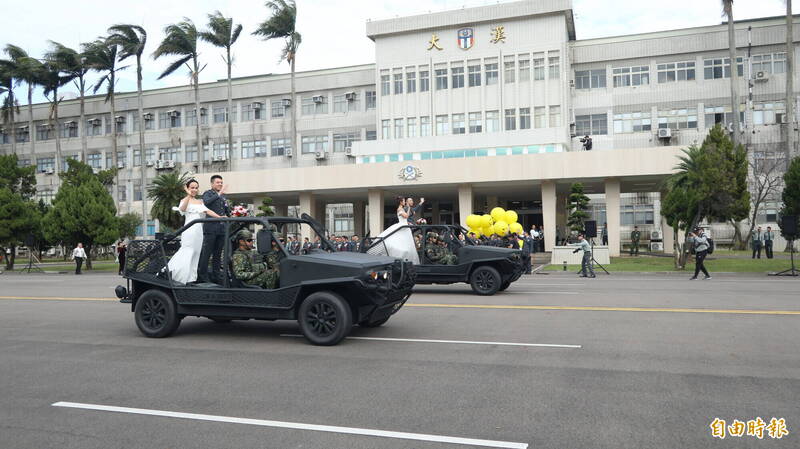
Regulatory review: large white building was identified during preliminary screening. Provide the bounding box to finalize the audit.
[2,0,796,254]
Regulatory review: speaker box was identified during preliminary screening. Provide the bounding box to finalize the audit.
[781,215,798,238]
[584,220,597,238]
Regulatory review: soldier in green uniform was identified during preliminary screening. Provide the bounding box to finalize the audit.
[425,232,458,265]
[630,226,641,256]
[231,230,279,289]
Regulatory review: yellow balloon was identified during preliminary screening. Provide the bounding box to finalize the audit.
[466,215,480,229]
[510,222,524,234]
[468,228,481,237]
[504,210,518,224]
[490,207,506,223]
[481,214,493,228]
[494,220,509,236]
[483,225,495,236]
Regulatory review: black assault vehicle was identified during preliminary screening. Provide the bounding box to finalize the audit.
[115,214,416,346]
[364,224,524,295]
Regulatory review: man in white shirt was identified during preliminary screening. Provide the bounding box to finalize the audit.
[71,243,86,275]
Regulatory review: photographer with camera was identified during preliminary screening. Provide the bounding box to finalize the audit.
[579,134,593,151]
[688,227,712,280]
[571,233,595,278]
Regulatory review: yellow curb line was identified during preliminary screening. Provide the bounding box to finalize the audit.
[406,303,800,316]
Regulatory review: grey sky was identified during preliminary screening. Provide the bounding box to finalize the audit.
[0,0,789,103]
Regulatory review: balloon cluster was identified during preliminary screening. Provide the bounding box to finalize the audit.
[466,207,523,237]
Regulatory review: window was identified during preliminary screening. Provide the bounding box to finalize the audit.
[242,103,264,121]
[86,118,103,136]
[451,65,465,89]
[435,115,449,135]
[59,122,78,138]
[505,109,516,130]
[145,147,156,164]
[468,112,482,133]
[407,118,417,138]
[435,68,448,90]
[241,140,254,158]
[419,70,430,92]
[301,96,328,115]
[752,52,787,74]
[533,53,545,80]
[548,52,560,79]
[333,132,359,152]
[575,114,608,135]
[613,112,652,133]
[271,100,285,118]
[117,184,127,202]
[657,108,698,129]
[575,69,606,89]
[468,63,481,87]
[621,204,655,225]
[518,55,530,82]
[485,61,498,85]
[253,140,267,157]
[613,66,649,87]
[0,129,8,144]
[133,148,142,166]
[333,94,347,113]
[657,61,695,83]
[394,118,404,139]
[16,158,31,167]
[86,153,101,168]
[704,105,745,128]
[213,106,232,123]
[159,111,181,128]
[36,157,54,173]
[184,109,206,127]
[420,116,431,136]
[452,114,465,135]
[366,130,377,141]
[406,71,416,93]
[752,102,785,125]
[381,72,390,96]
[301,135,327,154]
[533,107,546,128]
[36,124,54,141]
[366,91,376,109]
[116,151,126,168]
[549,106,561,128]
[160,147,179,161]
[105,115,113,134]
[271,138,290,156]
[185,145,197,162]
[486,110,500,132]
[15,127,29,143]
[519,108,531,130]
[133,180,142,201]
[36,189,56,204]
[382,120,390,139]
[703,57,744,79]
[393,71,403,94]
[62,154,80,171]
[504,57,515,83]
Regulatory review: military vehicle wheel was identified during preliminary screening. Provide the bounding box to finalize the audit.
[298,291,353,346]
[134,290,181,338]
[470,266,501,296]
[498,281,511,291]
[359,316,390,328]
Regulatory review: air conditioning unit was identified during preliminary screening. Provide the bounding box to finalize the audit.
[344,146,354,157]
[657,128,672,139]
[779,113,788,124]
[18,125,29,132]
[754,71,769,82]
[650,242,664,251]
[44,168,54,175]
[65,121,78,129]
[285,148,293,157]
[315,151,327,160]
[114,115,126,123]
[142,112,154,121]
[167,110,179,118]
[145,160,155,167]
[344,92,357,101]
[312,95,324,104]
[213,155,227,162]
[650,230,662,240]
[117,161,125,169]
[281,98,292,107]
[88,118,101,126]
[251,102,263,109]
[92,167,101,174]
[726,122,735,133]
[199,107,207,115]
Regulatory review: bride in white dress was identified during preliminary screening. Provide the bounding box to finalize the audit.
[167,179,222,284]
[368,196,420,264]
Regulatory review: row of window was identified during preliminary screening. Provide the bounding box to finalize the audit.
[380,106,562,139]
[576,53,786,90]
[380,52,561,95]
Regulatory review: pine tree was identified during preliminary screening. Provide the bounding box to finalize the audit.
[567,183,590,235]
[779,156,800,241]
[256,197,275,216]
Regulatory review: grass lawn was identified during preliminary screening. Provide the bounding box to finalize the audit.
[7,261,120,272]
[542,256,793,273]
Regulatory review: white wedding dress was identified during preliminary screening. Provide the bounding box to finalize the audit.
[167,202,209,284]
[368,210,420,264]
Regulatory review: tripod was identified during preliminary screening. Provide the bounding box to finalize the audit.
[770,239,799,277]
[573,239,610,275]
[20,246,44,273]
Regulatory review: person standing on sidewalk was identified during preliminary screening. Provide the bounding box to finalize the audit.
[630,226,641,256]
[71,243,86,275]
[764,226,775,259]
[751,226,763,259]
[571,233,595,278]
[688,228,711,280]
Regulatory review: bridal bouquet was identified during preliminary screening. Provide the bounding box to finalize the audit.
[231,205,250,217]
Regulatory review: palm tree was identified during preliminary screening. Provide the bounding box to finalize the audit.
[153,19,204,164]
[721,0,741,147]
[46,42,91,162]
[147,171,190,231]
[85,38,127,202]
[107,24,148,232]
[0,58,19,154]
[5,45,44,157]
[253,0,301,167]
[39,56,69,175]
[200,11,242,164]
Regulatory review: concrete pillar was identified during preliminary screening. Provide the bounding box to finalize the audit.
[542,180,557,252]
[431,201,440,225]
[299,192,315,240]
[458,184,473,229]
[368,189,384,237]
[605,178,621,257]
[555,193,567,236]
[353,201,365,237]
[659,191,674,254]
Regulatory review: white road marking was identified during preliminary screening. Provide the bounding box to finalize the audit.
[281,334,581,349]
[505,291,579,295]
[52,401,528,449]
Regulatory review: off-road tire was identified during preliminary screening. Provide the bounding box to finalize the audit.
[134,290,181,338]
[298,291,353,346]
[470,266,502,296]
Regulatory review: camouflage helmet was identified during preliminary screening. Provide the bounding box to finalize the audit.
[236,229,253,241]
[426,232,439,240]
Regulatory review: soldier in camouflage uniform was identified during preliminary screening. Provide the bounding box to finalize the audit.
[232,230,279,289]
[425,232,458,265]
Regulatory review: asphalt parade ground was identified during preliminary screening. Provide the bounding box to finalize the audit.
[0,272,798,448]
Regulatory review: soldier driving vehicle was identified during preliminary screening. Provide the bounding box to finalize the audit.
[115,214,416,346]
[364,224,524,296]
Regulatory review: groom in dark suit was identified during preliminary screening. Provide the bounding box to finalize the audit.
[406,197,425,224]
[197,174,230,283]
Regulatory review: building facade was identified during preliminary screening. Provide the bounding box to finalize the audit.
[1,0,797,254]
